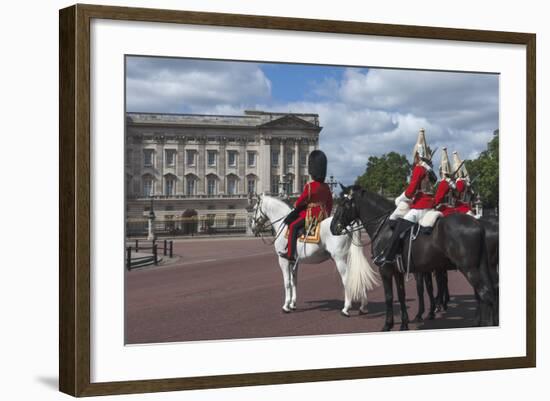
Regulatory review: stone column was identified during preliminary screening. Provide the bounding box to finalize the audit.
[259,135,271,194]
[176,139,185,195]
[279,139,285,195]
[219,138,226,194]
[238,138,246,194]
[198,138,206,194]
[155,141,163,195]
[294,140,300,194]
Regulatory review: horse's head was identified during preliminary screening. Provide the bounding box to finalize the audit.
[330,184,362,235]
[248,193,268,236]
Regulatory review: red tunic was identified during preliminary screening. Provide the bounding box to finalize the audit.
[294,180,333,220]
[454,178,473,213]
[434,178,472,216]
[404,164,434,209]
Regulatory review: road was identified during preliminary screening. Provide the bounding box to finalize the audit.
[125,237,478,344]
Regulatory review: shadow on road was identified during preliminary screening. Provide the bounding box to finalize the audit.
[414,294,479,330]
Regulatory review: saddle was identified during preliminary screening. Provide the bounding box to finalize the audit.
[284,221,322,244]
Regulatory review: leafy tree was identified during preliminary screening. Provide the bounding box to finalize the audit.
[355,152,411,197]
[465,130,499,208]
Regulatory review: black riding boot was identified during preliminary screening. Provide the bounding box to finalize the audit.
[374,218,414,265]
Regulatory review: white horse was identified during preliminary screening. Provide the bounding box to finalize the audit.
[249,194,380,316]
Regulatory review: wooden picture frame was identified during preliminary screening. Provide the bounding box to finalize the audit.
[59,3,536,397]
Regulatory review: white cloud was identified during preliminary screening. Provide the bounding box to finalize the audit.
[126,58,499,185]
[126,57,272,113]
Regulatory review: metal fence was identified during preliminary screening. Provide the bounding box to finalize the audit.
[126,216,252,237]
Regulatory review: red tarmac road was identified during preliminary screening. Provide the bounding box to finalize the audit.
[125,237,478,344]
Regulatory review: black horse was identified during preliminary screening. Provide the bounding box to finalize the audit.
[432,215,499,315]
[331,185,498,331]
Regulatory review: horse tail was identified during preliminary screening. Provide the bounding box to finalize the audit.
[479,226,499,325]
[346,229,381,301]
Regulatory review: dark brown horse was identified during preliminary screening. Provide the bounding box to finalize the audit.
[331,185,498,331]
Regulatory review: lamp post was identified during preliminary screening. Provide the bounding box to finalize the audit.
[278,174,290,199]
[474,193,483,218]
[327,174,337,198]
[147,194,156,241]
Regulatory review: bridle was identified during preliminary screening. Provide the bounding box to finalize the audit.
[250,196,286,245]
[338,193,391,248]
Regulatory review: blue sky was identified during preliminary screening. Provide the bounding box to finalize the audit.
[126,56,499,184]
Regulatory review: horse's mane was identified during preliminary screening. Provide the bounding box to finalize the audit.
[351,185,394,213]
[262,194,291,215]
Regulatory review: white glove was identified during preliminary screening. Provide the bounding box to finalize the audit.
[395,192,411,206]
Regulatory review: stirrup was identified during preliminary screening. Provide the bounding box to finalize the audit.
[278,251,296,262]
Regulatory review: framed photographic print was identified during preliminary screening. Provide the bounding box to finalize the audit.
[59,4,536,397]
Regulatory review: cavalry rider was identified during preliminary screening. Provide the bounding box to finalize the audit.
[433,147,456,216]
[280,150,333,262]
[452,151,475,216]
[375,128,437,265]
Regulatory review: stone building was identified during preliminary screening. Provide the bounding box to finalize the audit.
[125,110,322,234]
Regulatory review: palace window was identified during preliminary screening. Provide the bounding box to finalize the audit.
[186,177,196,196]
[165,149,176,167]
[186,150,196,166]
[227,176,237,195]
[143,149,154,167]
[300,151,308,166]
[125,149,132,166]
[301,175,308,189]
[271,150,279,166]
[247,178,256,194]
[247,151,256,167]
[207,177,217,196]
[227,213,236,227]
[286,150,294,166]
[227,151,237,167]
[271,175,279,194]
[207,150,217,167]
[142,176,154,197]
[164,175,176,196]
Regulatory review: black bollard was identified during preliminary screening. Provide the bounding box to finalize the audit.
[153,244,158,265]
[169,240,173,258]
[163,239,167,256]
[126,247,131,270]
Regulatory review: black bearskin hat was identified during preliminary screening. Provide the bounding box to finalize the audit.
[308,150,327,183]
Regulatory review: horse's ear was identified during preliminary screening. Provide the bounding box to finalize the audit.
[339,182,347,193]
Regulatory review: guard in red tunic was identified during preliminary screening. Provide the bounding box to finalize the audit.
[281,150,333,262]
[452,151,475,216]
[376,129,437,265]
[434,147,456,217]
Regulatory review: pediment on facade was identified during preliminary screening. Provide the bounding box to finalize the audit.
[259,115,319,130]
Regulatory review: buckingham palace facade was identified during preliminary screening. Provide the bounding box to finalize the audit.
[125,110,322,235]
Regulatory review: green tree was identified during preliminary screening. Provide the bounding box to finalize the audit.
[355,152,411,197]
[465,130,499,208]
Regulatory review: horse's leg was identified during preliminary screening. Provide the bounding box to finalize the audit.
[278,257,292,313]
[443,270,450,310]
[413,273,425,323]
[458,266,495,326]
[425,272,436,320]
[359,293,368,315]
[290,263,298,310]
[381,268,394,331]
[334,256,352,317]
[394,272,409,330]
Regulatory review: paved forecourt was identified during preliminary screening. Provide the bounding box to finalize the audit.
[125,236,478,345]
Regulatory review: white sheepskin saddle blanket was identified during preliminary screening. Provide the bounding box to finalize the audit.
[419,210,443,228]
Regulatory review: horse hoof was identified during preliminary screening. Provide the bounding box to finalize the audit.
[282,307,291,313]
[400,324,409,331]
[428,313,435,320]
[382,324,393,332]
[290,305,297,311]
[412,316,423,323]
[359,309,368,315]
[341,310,350,318]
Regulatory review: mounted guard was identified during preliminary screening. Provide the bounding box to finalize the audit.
[452,151,475,216]
[375,128,437,265]
[434,147,456,216]
[280,150,333,262]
